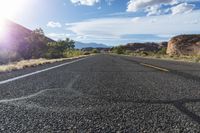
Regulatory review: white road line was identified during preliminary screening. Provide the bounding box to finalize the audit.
[0,89,51,103]
[0,75,80,103]
[0,58,87,85]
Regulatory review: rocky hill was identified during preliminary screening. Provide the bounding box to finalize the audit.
[121,42,167,52]
[167,35,200,56]
[0,20,54,64]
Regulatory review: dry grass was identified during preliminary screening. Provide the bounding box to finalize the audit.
[141,55,200,63]
[124,53,200,63]
[0,55,88,72]
[111,52,200,63]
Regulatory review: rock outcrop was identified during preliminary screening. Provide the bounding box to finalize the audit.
[167,35,200,56]
[122,42,167,52]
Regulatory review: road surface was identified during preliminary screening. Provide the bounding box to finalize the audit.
[0,54,200,132]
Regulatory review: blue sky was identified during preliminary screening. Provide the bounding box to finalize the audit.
[2,0,200,46]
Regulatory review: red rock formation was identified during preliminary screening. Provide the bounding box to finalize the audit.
[167,35,200,56]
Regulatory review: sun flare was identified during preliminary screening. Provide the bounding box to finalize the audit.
[0,18,7,39]
[0,0,28,19]
[0,0,28,38]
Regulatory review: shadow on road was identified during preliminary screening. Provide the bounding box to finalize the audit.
[105,55,200,124]
[98,95,200,124]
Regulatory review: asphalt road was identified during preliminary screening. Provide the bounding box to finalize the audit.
[1,54,200,132]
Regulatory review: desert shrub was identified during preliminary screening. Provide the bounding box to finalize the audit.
[157,47,167,55]
[154,54,161,58]
[44,50,63,59]
[83,52,91,55]
[125,50,132,55]
[194,56,200,63]
[139,51,149,56]
[23,28,48,59]
[112,46,125,54]
[92,49,99,54]
[46,38,75,59]
[63,50,84,58]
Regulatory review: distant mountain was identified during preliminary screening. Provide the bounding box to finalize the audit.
[75,41,108,49]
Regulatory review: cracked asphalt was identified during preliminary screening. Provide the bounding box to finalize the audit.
[1,54,200,132]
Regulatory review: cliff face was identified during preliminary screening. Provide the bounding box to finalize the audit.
[167,35,200,56]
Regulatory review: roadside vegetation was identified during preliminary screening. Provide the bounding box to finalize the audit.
[91,49,100,54]
[0,56,88,72]
[111,46,200,63]
[0,28,92,72]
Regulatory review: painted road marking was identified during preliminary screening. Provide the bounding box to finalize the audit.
[0,75,80,103]
[0,58,87,85]
[140,63,169,72]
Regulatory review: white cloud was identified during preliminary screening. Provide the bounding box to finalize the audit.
[171,3,195,15]
[149,18,157,23]
[47,33,71,40]
[178,0,200,2]
[126,0,198,16]
[47,21,62,28]
[184,19,200,24]
[66,10,200,41]
[70,0,115,6]
[127,0,175,12]
[145,5,162,16]
[70,0,99,6]
[107,12,129,16]
[131,17,141,23]
[105,0,115,6]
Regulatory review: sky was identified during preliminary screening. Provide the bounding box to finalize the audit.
[0,0,200,46]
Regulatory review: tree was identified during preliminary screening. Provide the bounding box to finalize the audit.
[24,28,48,59]
[63,38,75,50]
[56,38,75,51]
[157,47,167,55]
[46,38,75,58]
[112,46,125,54]
[92,49,99,53]
[46,42,63,58]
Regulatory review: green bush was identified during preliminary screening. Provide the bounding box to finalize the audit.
[112,46,125,54]
[44,50,63,59]
[194,56,200,63]
[125,50,132,55]
[83,52,91,55]
[46,38,76,59]
[23,28,48,59]
[63,50,84,58]
[92,49,99,54]
[157,47,167,55]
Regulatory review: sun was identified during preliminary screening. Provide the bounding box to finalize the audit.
[0,0,28,38]
[0,17,7,39]
[0,0,28,19]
